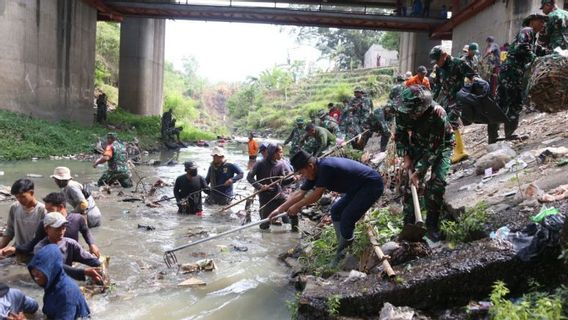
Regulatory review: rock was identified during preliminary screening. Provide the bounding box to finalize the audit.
[344,270,367,282]
[515,183,544,201]
[475,144,517,175]
[180,259,216,273]
[380,241,400,256]
[319,196,332,206]
[178,277,206,287]
[379,302,415,320]
[340,254,359,271]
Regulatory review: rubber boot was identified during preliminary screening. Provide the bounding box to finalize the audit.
[504,118,519,140]
[290,215,299,233]
[451,129,469,164]
[487,124,499,144]
[330,237,354,268]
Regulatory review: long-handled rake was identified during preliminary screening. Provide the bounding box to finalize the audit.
[163,212,288,267]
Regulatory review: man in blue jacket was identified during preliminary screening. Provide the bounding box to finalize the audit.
[28,244,90,320]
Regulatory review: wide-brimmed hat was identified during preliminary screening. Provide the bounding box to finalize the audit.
[523,13,548,26]
[44,212,68,228]
[50,167,72,180]
[211,146,225,157]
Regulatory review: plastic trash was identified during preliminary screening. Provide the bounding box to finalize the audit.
[530,206,559,223]
[490,226,510,240]
[508,214,565,262]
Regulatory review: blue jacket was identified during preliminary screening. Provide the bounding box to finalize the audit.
[28,244,90,320]
[205,161,243,196]
[0,284,38,319]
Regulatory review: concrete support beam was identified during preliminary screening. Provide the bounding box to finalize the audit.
[0,0,97,124]
[398,32,440,74]
[118,17,165,116]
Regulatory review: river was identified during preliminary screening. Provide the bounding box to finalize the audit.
[0,144,296,319]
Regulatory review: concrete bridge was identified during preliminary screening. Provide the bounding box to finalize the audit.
[0,0,564,123]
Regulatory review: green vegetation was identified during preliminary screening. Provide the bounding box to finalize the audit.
[326,294,341,316]
[441,202,488,245]
[298,208,400,276]
[0,109,159,160]
[228,66,395,136]
[489,281,567,319]
[286,292,301,320]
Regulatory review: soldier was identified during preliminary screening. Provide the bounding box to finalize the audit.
[463,42,480,73]
[395,85,454,242]
[93,132,133,188]
[95,93,107,124]
[318,109,339,134]
[349,87,374,125]
[387,75,407,112]
[339,103,362,140]
[301,124,336,156]
[540,0,568,51]
[489,13,547,143]
[365,107,391,152]
[483,36,501,97]
[283,118,305,157]
[429,45,476,164]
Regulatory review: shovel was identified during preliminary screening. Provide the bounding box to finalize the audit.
[398,172,426,242]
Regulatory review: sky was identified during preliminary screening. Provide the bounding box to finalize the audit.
[165,20,323,83]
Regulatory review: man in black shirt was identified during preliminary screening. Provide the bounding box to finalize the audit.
[174,161,209,216]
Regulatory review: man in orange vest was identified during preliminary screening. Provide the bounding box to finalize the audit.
[404,65,431,89]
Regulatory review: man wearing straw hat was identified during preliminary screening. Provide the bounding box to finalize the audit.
[51,167,102,228]
[205,147,243,205]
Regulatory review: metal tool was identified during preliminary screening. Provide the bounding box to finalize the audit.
[163,212,288,267]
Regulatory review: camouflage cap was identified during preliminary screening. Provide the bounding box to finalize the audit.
[295,117,304,123]
[395,74,405,82]
[107,132,118,139]
[523,13,548,26]
[541,0,555,9]
[317,109,326,118]
[353,86,365,93]
[397,85,433,115]
[429,45,445,64]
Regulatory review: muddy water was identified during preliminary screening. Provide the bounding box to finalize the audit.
[0,145,296,319]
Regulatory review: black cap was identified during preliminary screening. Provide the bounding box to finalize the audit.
[184,161,197,170]
[290,150,313,172]
[305,123,316,131]
[0,283,8,297]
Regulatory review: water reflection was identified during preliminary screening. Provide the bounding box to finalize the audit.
[0,145,296,320]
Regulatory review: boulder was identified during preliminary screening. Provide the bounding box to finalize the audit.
[475,143,517,175]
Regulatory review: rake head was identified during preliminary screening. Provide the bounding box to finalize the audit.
[164,250,178,268]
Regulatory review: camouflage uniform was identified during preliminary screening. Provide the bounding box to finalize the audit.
[366,107,391,152]
[283,119,305,156]
[490,27,540,142]
[301,126,336,156]
[98,140,133,188]
[462,54,480,73]
[396,86,454,237]
[542,6,568,50]
[431,53,477,129]
[349,94,374,126]
[339,110,362,139]
[320,113,339,134]
[386,78,406,113]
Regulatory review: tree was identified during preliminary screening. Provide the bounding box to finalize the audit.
[379,32,400,52]
[295,27,383,70]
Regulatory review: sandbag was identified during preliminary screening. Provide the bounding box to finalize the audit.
[527,54,568,113]
[457,79,508,125]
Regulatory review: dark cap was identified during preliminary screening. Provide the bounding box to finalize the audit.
[429,45,444,64]
[259,143,268,152]
[523,13,548,26]
[305,123,316,131]
[486,36,495,43]
[417,65,428,74]
[184,161,197,170]
[290,150,313,172]
[107,132,117,139]
[541,0,554,9]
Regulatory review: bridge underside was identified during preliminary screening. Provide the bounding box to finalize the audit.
[98,1,446,33]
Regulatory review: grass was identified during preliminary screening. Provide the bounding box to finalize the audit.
[0,108,214,160]
[441,201,489,245]
[489,281,567,319]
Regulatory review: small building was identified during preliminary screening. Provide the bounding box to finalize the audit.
[363,44,398,68]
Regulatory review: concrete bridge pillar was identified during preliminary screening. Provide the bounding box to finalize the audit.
[398,32,441,75]
[0,0,96,123]
[118,17,165,116]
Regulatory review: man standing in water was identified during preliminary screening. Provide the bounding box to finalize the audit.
[93,132,133,188]
[174,161,209,216]
[268,150,383,266]
[50,167,102,228]
[205,147,244,205]
[247,144,298,231]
